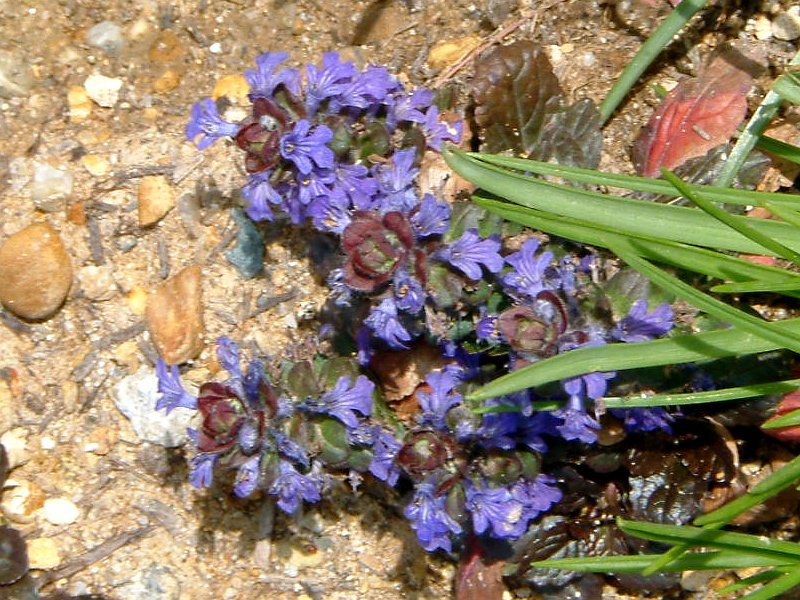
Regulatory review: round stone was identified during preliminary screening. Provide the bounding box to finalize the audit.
[0,223,73,320]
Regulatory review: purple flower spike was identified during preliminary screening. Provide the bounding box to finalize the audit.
[417,369,462,431]
[476,313,501,343]
[410,194,450,238]
[510,474,563,517]
[307,189,352,234]
[612,300,674,343]
[186,98,241,150]
[465,480,529,539]
[243,171,282,222]
[188,452,217,489]
[386,88,433,131]
[269,460,323,514]
[614,407,675,433]
[375,149,420,213]
[404,477,462,552]
[280,120,334,175]
[365,298,413,349]
[369,427,402,486]
[155,359,197,413]
[334,164,379,210]
[421,105,463,151]
[439,229,503,280]
[233,455,261,498]
[245,51,298,98]
[504,239,557,299]
[216,337,241,380]
[305,375,374,429]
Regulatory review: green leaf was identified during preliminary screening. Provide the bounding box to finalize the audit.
[757,134,800,166]
[761,408,800,429]
[603,378,800,409]
[739,566,800,600]
[443,147,800,256]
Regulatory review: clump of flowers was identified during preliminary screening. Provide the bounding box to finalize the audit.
[174,52,680,558]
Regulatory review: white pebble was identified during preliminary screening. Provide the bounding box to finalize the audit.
[84,73,123,108]
[42,497,80,525]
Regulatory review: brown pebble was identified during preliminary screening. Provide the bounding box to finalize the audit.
[138,175,175,227]
[152,68,181,94]
[145,264,204,364]
[0,223,73,320]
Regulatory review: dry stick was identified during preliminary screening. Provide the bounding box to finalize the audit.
[430,0,563,89]
[36,525,157,588]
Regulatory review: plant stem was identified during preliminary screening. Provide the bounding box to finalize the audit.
[598,0,709,125]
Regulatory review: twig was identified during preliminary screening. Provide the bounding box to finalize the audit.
[35,525,157,588]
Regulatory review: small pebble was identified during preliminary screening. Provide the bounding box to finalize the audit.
[753,14,773,40]
[84,73,123,108]
[116,564,181,600]
[138,175,175,227]
[0,49,34,98]
[152,69,181,94]
[27,537,61,569]
[772,6,800,41]
[209,42,222,54]
[42,497,80,526]
[80,154,110,177]
[427,36,481,70]
[86,21,124,55]
[1,480,45,523]
[77,265,116,301]
[31,162,73,212]
[0,223,73,320]
[145,265,204,364]
[67,86,92,122]
[212,74,249,103]
[0,429,28,469]
[116,234,138,252]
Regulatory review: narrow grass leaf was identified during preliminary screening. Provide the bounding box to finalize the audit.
[531,551,795,573]
[603,378,800,409]
[739,566,800,600]
[711,280,800,294]
[662,168,800,263]
[717,570,782,596]
[756,134,800,165]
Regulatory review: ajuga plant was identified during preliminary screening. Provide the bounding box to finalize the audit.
[160,49,688,596]
[442,1,800,598]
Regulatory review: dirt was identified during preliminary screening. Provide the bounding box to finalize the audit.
[0,1,794,598]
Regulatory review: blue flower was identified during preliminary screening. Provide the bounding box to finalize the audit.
[553,395,601,444]
[410,194,450,237]
[216,337,241,380]
[421,105,463,151]
[510,474,562,516]
[188,452,217,489]
[476,313,501,343]
[296,168,335,206]
[356,325,373,366]
[186,98,241,150]
[233,455,261,498]
[369,427,402,486]
[404,477,462,552]
[365,298,413,349]
[612,300,674,343]
[374,149,419,213]
[269,460,323,514]
[393,269,426,314]
[280,120,334,175]
[304,52,359,116]
[245,51,299,98]
[503,239,557,299]
[328,65,397,112]
[334,164,379,210]
[386,88,433,131]
[273,430,311,467]
[307,188,352,233]
[242,171,282,222]
[465,479,529,539]
[304,375,374,429]
[417,368,462,431]
[438,229,503,280]
[327,268,353,307]
[155,359,197,413]
[613,407,674,433]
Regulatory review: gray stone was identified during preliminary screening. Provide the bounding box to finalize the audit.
[31,162,72,212]
[113,367,194,448]
[0,50,33,98]
[86,21,124,55]
[772,7,800,41]
[117,564,181,600]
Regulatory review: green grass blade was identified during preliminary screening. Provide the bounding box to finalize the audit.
[662,168,800,264]
[763,201,800,229]
[757,134,800,165]
[603,378,800,409]
[612,241,800,355]
[598,0,709,123]
[444,148,800,256]
[761,408,800,429]
[712,280,800,294]
[618,519,800,561]
[695,453,800,526]
[466,319,800,402]
[531,551,796,573]
[718,570,783,596]
[740,567,800,600]
[773,72,800,105]
[473,197,800,290]
[466,152,800,211]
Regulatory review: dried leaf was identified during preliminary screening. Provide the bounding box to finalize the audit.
[473,42,564,155]
[633,44,765,177]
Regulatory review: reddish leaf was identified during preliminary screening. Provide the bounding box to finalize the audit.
[762,389,800,442]
[455,536,506,600]
[633,44,765,177]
